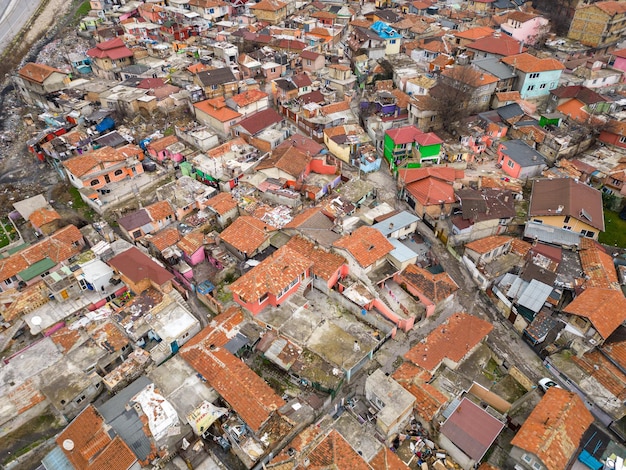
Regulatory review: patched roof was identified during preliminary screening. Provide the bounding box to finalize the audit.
[236,108,283,135]
[256,142,311,178]
[219,215,275,255]
[396,264,458,303]
[177,231,205,255]
[147,135,178,153]
[467,34,527,56]
[284,236,346,281]
[63,146,130,178]
[144,200,174,222]
[87,37,134,60]
[180,307,285,432]
[333,226,394,268]
[306,430,372,470]
[29,207,61,228]
[510,388,593,470]
[404,312,493,372]
[393,362,448,421]
[232,245,312,300]
[148,227,181,252]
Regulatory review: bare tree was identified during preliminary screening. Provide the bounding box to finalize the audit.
[430,65,489,134]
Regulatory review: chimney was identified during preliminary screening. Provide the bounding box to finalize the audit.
[389,222,394,230]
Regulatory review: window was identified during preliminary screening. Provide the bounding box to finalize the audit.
[522,454,533,464]
[619,136,626,144]
[581,230,595,238]
[390,39,396,44]
[563,225,572,230]
[209,8,214,13]
[259,292,269,303]
[539,83,546,89]
[529,73,540,79]
[532,463,542,470]
[278,276,299,299]
[211,84,218,90]
[533,219,543,223]
[430,115,436,122]
[114,169,123,176]
[527,85,535,91]
[507,159,515,169]
[90,179,100,186]
[564,216,570,223]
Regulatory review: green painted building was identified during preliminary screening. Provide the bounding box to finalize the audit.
[384,126,443,172]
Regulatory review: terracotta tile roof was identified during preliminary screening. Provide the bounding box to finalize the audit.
[465,235,512,255]
[18,62,65,84]
[307,430,371,470]
[255,143,311,178]
[177,231,205,255]
[393,362,448,422]
[250,0,286,11]
[593,1,626,15]
[149,227,181,252]
[496,91,521,102]
[333,226,394,268]
[57,405,137,470]
[578,238,618,289]
[284,236,346,281]
[63,146,129,178]
[29,207,61,228]
[272,424,323,465]
[147,135,178,153]
[230,89,268,107]
[8,378,46,414]
[219,216,275,255]
[510,388,593,470]
[145,200,174,222]
[502,53,565,73]
[563,288,626,339]
[107,246,174,287]
[454,26,494,40]
[398,167,462,185]
[87,37,134,61]
[602,338,626,372]
[572,349,626,401]
[0,225,83,282]
[181,309,285,432]
[467,34,527,56]
[194,98,242,122]
[370,446,410,469]
[300,50,322,61]
[404,312,493,372]
[396,264,458,303]
[0,283,48,321]
[284,207,325,228]
[50,327,83,353]
[229,245,313,302]
[510,238,532,257]
[441,65,499,86]
[206,192,238,216]
[321,100,351,116]
[405,176,456,206]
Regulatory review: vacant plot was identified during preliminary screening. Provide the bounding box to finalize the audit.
[600,211,626,248]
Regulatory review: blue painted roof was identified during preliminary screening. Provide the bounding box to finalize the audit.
[370,21,402,40]
[372,211,420,236]
[388,238,418,262]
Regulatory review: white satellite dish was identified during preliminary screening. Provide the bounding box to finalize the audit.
[31,316,42,326]
[62,439,75,451]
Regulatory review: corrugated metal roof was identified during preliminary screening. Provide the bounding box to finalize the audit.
[524,220,582,247]
[517,279,553,313]
[19,257,56,281]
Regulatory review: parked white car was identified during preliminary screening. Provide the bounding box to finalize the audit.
[538,377,562,393]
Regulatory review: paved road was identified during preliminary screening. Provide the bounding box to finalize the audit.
[0,0,41,55]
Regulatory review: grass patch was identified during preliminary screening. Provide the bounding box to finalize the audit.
[482,358,503,382]
[0,219,17,248]
[74,0,91,20]
[68,187,88,209]
[599,211,626,248]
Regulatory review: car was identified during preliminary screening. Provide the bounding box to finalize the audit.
[538,377,561,393]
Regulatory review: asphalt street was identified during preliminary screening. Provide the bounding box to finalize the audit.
[0,0,41,55]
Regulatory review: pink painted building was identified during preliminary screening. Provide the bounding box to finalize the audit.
[500,11,549,46]
[146,135,185,163]
[177,231,206,266]
[612,49,626,80]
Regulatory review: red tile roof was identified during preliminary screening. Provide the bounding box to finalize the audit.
[148,227,181,252]
[63,146,130,178]
[236,108,283,135]
[404,312,493,372]
[177,231,205,255]
[392,362,448,422]
[370,446,410,469]
[194,98,242,122]
[307,430,372,470]
[255,143,311,178]
[563,288,626,339]
[398,167,463,185]
[144,200,174,222]
[467,34,527,56]
[453,26,494,40]
[107,246,174,287]
[181,307,285,432]
[386,125,423,145]
[87,37,133,60]
[229,245,313,303]
[404,176,456,206]
[57,405,137,470]
[230,89,268,107]
[219,215,275,255]
[206,192,238,216]
[250,0,286,11]
[465,235,512,255]
[333,226,394,268]
[572,349,626,401]
[284,236,346,281]
[510,388,593,470]
[592,1,626,15]
[0,225,83,283]
[147,135,178,153]
[29,207,61,228]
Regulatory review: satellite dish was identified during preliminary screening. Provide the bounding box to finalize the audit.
[62,439,75,451]
[32,316,42,326]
